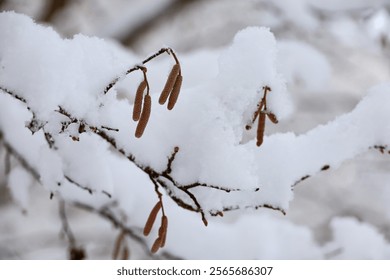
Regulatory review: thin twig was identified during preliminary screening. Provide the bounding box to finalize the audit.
[104,48,175,95]
[0,81,307,252]
[58,199,86,260]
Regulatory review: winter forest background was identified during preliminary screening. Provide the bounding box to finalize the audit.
[1,0,390,260]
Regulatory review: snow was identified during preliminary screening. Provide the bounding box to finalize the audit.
[1,4,390,260]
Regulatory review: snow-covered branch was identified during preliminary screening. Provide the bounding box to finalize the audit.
[1,12,390,255]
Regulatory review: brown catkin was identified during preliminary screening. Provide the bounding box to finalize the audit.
[143,201,162,236]
[159,216,168,248]
[159,64,180,105]
[133,80,146,121]
[256,112,266,147]
[202,217,208,227]
[167,75,182,110]
[251,110,260,124]
[252,99,265,122]
[267,112,278,124]
[151,237,162,254]
[135,94,151,138]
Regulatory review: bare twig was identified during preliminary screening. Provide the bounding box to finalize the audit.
[164,146,179,175]
[121,0,202,47]
[210,203,286,216]
[104,48,177,95]
[245,86,278,147]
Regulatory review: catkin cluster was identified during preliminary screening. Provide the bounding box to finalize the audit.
[132,62,182,138]
[246,86,278,146]
[143,201,168,253]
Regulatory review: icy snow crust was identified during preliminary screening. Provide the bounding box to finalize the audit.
[1,12,390,220]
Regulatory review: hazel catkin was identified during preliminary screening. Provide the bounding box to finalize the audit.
[135,94,151,138]
[133,80,147,121]
[159,64,180,105]
[143,201,162,236]
[256,112,266,147]
[167,75,182,110]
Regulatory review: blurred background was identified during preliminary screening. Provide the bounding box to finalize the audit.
[1,0,390,259]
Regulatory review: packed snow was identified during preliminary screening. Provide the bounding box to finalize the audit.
[1,2,390,260]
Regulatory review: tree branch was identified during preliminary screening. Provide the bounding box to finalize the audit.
[0,84,291,224]
[39,0,69,23]
[58,199,86,260]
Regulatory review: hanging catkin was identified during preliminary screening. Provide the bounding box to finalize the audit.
[256,112,266,147]
[112,231,125,260]
[133,80,146,121]
[167,75,182,110]
[143,201,162,236]
[151,237,162,254]
[135,94,152,138]
[159,216,168,248]
[159,64,180,105]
